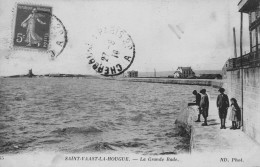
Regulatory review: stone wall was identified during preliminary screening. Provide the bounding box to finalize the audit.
[174,106,197,153]
[225,67,260,143]
[114,78,223,88]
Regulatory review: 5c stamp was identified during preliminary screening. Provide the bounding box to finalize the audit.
[13,4,52,49]
[12,4,68,59]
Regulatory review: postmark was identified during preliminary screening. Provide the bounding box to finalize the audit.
[12,4,67,59]
[85,26,135,76]
[46,12,68,59]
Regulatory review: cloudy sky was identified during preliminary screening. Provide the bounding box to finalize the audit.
[0,0,250,76]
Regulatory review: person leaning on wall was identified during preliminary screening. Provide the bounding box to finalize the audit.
[188,90,202,122]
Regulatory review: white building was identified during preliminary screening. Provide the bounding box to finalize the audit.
[173,67,195,78]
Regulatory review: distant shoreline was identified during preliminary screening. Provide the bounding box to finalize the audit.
[1,75,223,88]
[1,74,100,78]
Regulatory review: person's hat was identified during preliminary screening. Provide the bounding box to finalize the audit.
[218,88,225,92]
[200,89,206,93]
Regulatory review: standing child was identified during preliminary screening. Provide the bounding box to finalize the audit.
[229,98,241,130]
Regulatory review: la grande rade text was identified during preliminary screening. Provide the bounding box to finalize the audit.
[65,156,178,162]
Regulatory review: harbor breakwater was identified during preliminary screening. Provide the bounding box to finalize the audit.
[109,78,223,88]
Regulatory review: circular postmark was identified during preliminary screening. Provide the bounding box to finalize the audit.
[85,26,135,76]
[37,11,68,59]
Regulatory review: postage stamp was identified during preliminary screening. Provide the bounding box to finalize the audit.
[85,26,135,76]
[13,4,52,50]
[12,4,67,59]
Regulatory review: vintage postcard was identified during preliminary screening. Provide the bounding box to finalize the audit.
[0,0,260,167]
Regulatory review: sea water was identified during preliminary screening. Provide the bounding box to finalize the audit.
[0,78,218,155]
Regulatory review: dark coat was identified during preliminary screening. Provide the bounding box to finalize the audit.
[233,103,241,121]
[217,94,229,109]
[200,94,209,117]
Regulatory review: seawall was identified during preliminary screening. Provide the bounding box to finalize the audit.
[175,100,260,159]
[174,106,197,153]
[110,78,223,88]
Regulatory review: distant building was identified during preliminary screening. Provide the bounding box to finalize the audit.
[173,67,195,78]
[127,70,138,78]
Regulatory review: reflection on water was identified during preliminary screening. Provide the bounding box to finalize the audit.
[0,78,218,155]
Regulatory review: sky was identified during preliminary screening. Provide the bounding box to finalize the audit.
[0,0,250,76]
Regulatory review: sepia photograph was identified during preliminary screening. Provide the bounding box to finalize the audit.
[0,0,260,166]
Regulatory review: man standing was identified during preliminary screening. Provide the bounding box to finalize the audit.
[217,88,229,129]
[200,89,209,126]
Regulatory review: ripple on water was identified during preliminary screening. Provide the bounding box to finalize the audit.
[51,126,103,136]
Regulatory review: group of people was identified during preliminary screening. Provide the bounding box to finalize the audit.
[191,89,209,126]
[190,88,241,129]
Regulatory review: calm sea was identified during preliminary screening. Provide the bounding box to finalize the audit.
[0,78,218,155]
